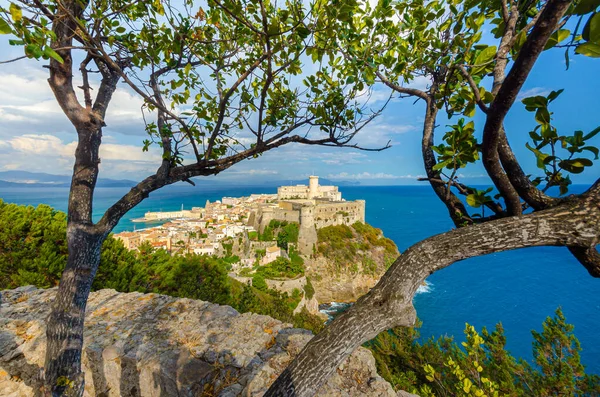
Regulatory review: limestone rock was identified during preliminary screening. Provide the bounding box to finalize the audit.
[307,256,385,303]
[0,286,400,397]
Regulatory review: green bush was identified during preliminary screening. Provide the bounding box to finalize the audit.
[252,274,268,291]
[366,309,600,396]
[255,256,304,279]
[304,277,315,299]
[0,201,324,334]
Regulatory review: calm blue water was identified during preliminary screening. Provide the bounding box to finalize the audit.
[1,184,599,373]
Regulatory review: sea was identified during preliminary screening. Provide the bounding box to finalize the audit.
[1,184,599,373]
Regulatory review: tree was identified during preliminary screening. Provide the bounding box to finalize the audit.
[527,308,592,396]
[265,0,600,395]
[0,0,380,394]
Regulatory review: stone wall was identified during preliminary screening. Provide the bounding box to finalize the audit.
[229,275,307,297]
[0,287,411,397]
[313,200,365,229]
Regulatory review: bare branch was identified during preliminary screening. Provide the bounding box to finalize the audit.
[0,55,28,64]
[375,70,429,101]
[457,65,489,113]
[482,0,573,216]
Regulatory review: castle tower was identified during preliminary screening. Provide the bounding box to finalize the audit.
[308,175,319,199]
[298,205,318,255]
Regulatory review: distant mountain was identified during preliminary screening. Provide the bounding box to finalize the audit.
[249,178,361,187]
[0,171,137,188]
[0,171,360,189]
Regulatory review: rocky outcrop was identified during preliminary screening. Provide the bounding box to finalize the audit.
[303,223,399,304]
[0,286,400,397]
[292,295,320,316]
[306,247,398,303]
[306,256,383,303]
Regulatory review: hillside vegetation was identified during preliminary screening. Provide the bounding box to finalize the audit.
[366,310,600,396]
[316,222,399,275]
[0,200,323,333]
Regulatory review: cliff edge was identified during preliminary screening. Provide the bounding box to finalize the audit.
[0,286,405,397]
[306,223,399,303]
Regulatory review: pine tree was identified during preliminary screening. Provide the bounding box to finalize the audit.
[528,308,587,396]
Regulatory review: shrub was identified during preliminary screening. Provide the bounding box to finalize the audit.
[304,277,315,299]
[252,274,268,291]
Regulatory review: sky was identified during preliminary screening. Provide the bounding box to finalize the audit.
[0,16,599,187]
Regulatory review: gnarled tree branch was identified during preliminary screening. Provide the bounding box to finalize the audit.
[482,0,572,216]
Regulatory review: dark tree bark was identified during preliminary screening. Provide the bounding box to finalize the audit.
[421,100,474,227]
[44,225,106,396]
[482,0,572,216]
[266,181,600,396]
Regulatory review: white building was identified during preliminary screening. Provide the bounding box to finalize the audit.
[277,176,342,201]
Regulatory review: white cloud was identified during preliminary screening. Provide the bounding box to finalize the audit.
[0,69,147,138]
[321,151,368,165]
[327,172,424,180]
[225,169,279,175]
[517,87,550,100]
[0,134,161,178]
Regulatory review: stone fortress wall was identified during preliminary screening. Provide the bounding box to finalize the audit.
[250,176,365,255]
[312,200,366,229]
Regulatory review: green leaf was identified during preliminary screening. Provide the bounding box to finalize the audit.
[581,146,599,159]
[466,194,480,207]
[571,158,594,167]
[583,126,600,140]
[432,158,452,171]
[544,29,570,50]
[575,42,600,57]
[547,89,564,102]
[522,95,547,110]
[9,3,22,22]
[559,159,586,173]
[297,25,310,39]
[473,45,496,66]
[0,19,11,34]
[526,142,549,169]
[535,107,551,124]
[582,12,600,42]
[25,44,43,59]
[43,46,64,63]
[573,0,600,15]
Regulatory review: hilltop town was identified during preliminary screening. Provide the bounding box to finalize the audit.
[115,176,366,272]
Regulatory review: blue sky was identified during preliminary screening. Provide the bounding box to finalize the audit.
[0,24,598,187]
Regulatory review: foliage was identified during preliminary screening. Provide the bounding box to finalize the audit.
[320,0,600,214]
[259,220,299,249]
[315,222,398,276]
[252,274,268,292]
[0,200,68,289]
[303,277,315,300]
[254,256,304,279]
[367,309,600,396]
[523,90,599,194]
[0,202,323,333]
[432,119,479,173]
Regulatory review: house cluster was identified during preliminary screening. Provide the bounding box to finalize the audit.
[115,176,362,272]
[115,194,277,257]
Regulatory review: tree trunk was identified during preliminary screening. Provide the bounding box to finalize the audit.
[42,123,106,396]
[43,225,106,396]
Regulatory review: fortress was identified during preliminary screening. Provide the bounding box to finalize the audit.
[250,176,365,255]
